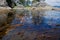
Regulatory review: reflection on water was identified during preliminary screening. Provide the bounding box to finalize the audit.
[43,10,60,26]
[2,10,60,40]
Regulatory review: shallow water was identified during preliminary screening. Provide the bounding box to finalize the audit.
[2,10,60,40]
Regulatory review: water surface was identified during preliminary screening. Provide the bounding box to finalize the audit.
[2,10,60,40]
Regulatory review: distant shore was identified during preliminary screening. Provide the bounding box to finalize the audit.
[0,6,60,14]
[13,6,60,11]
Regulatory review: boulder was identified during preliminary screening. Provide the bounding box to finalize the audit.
[32,2,49,7]
[0,0,7,7]
[0,7,11,26]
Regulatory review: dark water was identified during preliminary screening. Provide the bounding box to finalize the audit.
[2,10,60,40]
[54,6,60,8]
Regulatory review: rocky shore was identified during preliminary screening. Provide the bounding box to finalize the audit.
[0,6,60,40]
[0,7,15,39]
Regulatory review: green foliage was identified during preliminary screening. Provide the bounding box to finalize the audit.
[20,0,25,5]
[19,0,39,6]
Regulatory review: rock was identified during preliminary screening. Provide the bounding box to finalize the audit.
[0,0,7,7]
[13,6,24,14]
[14,4,24,8]
[32,2,49,7]
[0,14,7,25]
[0,7,11,26]
[0,7,11,14]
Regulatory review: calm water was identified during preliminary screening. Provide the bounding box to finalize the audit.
[2,10,60,40]
[54,6,60,8]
